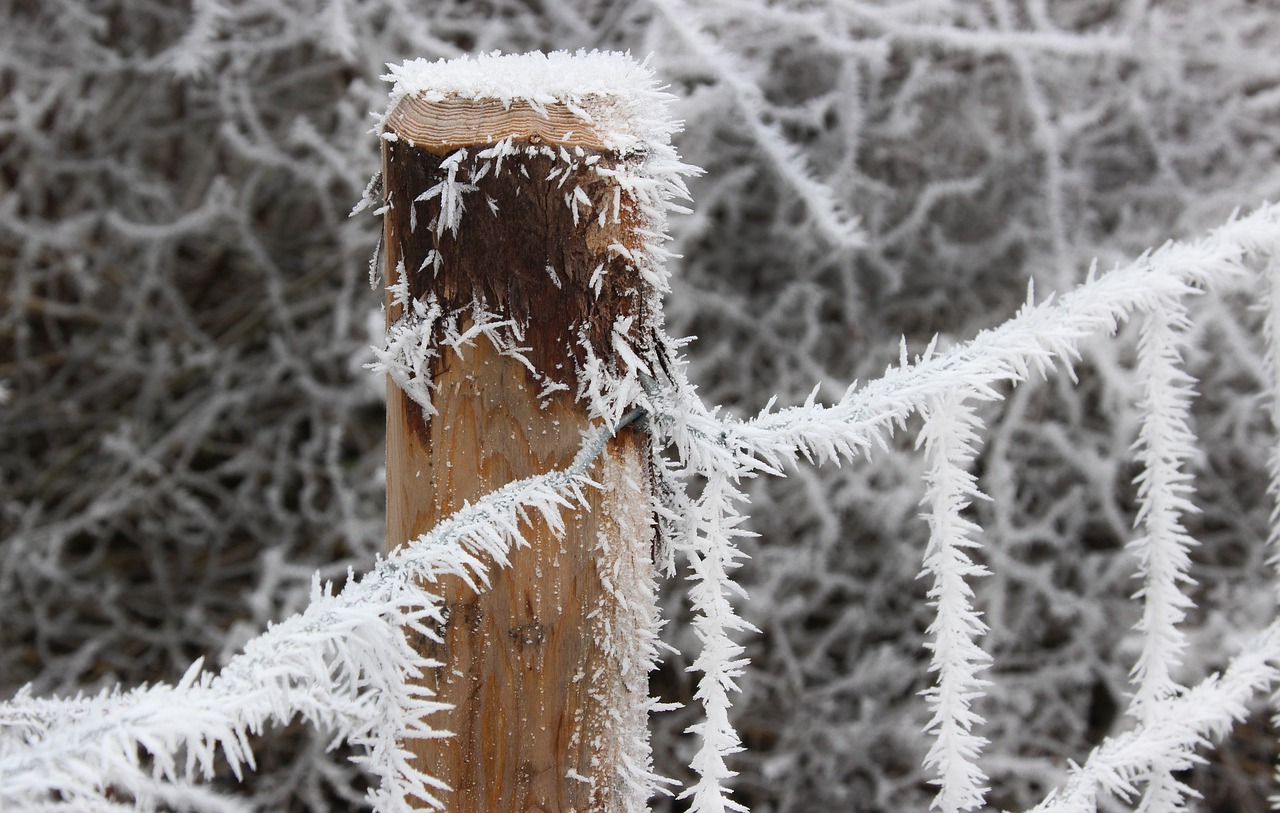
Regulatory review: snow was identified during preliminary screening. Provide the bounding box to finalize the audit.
[382,50,683,155]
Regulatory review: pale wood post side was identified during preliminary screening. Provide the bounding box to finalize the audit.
[381,87,658,813]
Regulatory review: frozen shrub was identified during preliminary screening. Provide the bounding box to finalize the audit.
[3,1,1280,811]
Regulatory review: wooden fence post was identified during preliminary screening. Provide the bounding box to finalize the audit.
[379,53,677,813]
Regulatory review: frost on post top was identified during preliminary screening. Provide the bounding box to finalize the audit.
[381,50,682,154]
[373,51,696,427]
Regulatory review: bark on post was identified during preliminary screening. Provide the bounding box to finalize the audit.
[377,53,685,813]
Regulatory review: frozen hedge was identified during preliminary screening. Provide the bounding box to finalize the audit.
[4,1,1280,811]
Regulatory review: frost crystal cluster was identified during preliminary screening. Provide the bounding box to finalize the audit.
[5,2,1280,813]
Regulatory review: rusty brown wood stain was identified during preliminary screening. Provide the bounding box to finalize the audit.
[383,135,650,393]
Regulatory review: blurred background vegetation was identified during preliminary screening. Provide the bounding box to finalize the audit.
[3,1,1280,809]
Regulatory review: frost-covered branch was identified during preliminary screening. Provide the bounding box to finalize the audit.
[1026,620,1280,813]
[1264,256,1280,593]
[648,0,864,251]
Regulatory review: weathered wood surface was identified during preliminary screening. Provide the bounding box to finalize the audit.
[386,97,606,154]
[382,96,654,813]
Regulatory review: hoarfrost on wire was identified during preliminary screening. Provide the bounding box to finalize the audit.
[8,187,1280,810]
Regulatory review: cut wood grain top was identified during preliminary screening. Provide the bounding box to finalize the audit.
[385,95,606,153]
